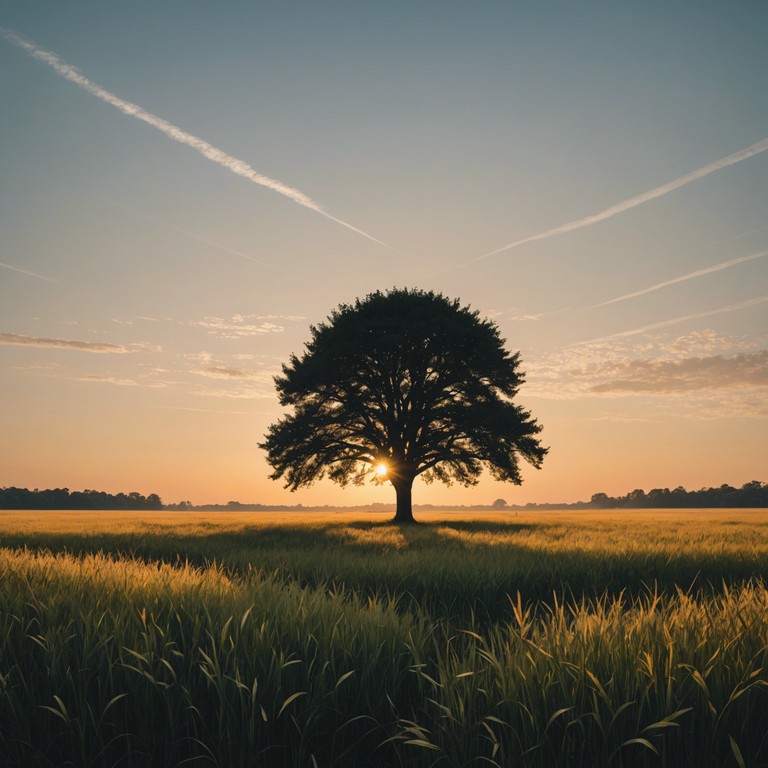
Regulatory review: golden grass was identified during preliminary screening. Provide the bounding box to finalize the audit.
[2,508,768,766]
[3,506,767,552]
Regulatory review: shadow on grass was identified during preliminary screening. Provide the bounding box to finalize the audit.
[0,520,543,582]
[3,517,768,616]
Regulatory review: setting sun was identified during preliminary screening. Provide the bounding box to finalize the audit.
[375,463,388,477]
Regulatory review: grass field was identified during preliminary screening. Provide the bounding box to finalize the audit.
[1,509,768,767]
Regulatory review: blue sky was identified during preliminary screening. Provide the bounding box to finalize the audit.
[1,2,766,505]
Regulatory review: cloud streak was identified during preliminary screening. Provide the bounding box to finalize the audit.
[193,386,274,400]
[524,332,767,417]
[194,315,293,338]
[77,374,139,386]
[0,332,128,353]
[0,333,161,353]
[589,351,768,394]
[471,136,768,264]
[1,26,393,250]
[571,295,768,347]
[194,366,273,382]
[0,260,57,282]
[592,250,768,308]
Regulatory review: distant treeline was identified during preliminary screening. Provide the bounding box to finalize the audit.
[0,487,162,510]
[169,482,768,511]
[1,481,766,511]
[586,481,768,509]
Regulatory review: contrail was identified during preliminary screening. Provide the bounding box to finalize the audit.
[672,223,768,260]
[102,197,273,267]
[592,250,768,308]
[571,294,768,347]
[470,136,768,265]
[24,165,273,267]
[0,26,393,250]
[0,261,57,282]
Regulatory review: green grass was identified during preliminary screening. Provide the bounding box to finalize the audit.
[1,509,768,766]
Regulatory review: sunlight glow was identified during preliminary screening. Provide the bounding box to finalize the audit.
[375,462,388,477]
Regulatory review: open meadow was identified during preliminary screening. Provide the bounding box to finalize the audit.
[2,509,768,767]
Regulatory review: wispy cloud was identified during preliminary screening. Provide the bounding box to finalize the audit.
[525,329,762,399]
[194,315,292,338]
[471,136,768,264]
[589,351,768,394]
[76,374,139,386]
[13,362,61,372]
[74,373,172,388]
[592,250,768,308]
[643,329,757,358]
[485,306,573,322]
[0,332,162,353]
[129,342,163,352]
[0,26,393,250]
[0,332,128,353]
[192,386,274,400]
[0,260,57,282]
[571,295,768,347]
[524,330,768,419]
[194,366,273,382]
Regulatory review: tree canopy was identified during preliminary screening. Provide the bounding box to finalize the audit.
[260,288,547,522]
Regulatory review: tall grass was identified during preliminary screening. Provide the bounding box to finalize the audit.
[4,510,768,621]
[1,510,767,766]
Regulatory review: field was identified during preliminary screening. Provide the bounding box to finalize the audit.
[1,509,768,767]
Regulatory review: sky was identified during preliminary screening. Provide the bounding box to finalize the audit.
[1,1,766,507]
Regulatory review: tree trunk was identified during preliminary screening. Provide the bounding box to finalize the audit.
[392,477,415,524]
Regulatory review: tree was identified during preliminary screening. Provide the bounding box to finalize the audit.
[260,288,548,523]
[627,488,646,506]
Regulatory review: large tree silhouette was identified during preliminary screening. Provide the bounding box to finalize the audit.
[260,288,547,523]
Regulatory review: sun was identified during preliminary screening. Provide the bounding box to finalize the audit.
[374,462,388,477]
